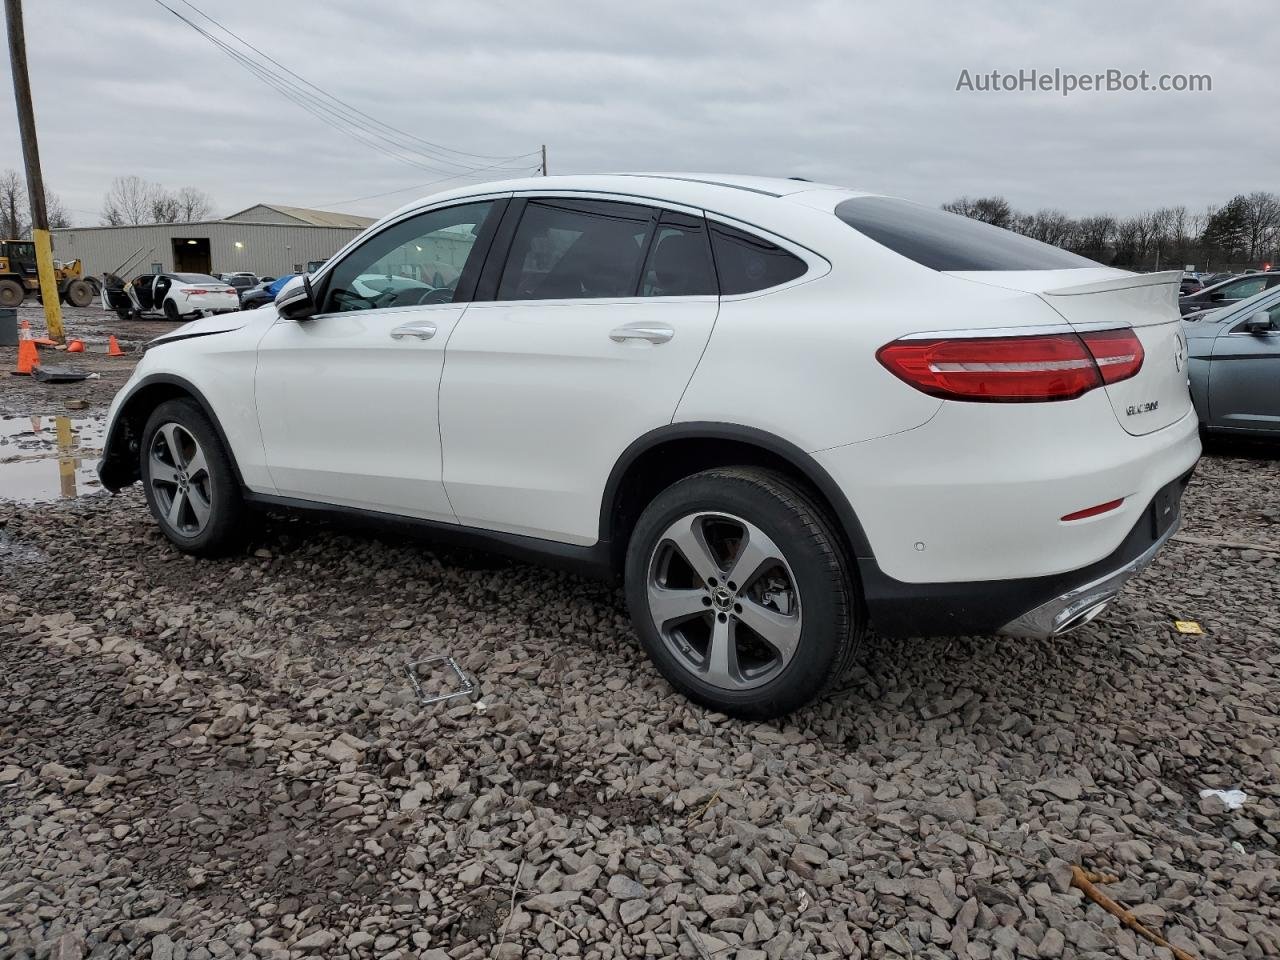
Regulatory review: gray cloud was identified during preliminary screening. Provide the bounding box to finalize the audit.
[2,0,1275,224]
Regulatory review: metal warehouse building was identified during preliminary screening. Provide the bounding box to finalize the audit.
[51,204,376,280]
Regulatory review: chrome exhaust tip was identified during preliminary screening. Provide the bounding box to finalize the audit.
[1052,598,1112,636]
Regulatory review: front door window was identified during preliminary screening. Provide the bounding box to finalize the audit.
[321,201,495,313]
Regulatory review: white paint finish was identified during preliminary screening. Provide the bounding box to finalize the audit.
[106,311,278,491]
[254,305,464,520]
[815,398,1200,583]
[440,297,718,543]
[952,268,1194,435]
[103,173,1204,612]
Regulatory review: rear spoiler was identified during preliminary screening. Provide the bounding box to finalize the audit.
[1042,270,1182,298]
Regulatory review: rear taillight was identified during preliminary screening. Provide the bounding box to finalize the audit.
[876,328,1144,403]
[1078,328,1144,385]
[179,287,209,295]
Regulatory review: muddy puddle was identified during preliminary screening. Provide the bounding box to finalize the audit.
[0,415,108,502]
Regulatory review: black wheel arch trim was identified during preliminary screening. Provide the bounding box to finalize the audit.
[98,373,246,492]
[599,421,877,560]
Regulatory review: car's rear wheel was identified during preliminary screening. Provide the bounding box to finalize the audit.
[163,298,181,321]
[140,399,246,556]
[625,467,861,719]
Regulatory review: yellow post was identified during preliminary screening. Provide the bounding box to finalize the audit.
[55,414,76,499]
[5,0,65,341]
[32,227,63,340]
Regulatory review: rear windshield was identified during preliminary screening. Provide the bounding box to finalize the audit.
[835,196,1098,271]
[172,273,221,283]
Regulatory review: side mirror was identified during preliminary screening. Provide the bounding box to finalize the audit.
[1243,311,1275,334]
[275,274,316,321]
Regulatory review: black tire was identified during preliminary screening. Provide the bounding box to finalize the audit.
[624,467,861,720]
[115,304,131,321]
[140,398,248,557]
[163,298,181,321]
[63,278,93,308]
[0,279,23,308]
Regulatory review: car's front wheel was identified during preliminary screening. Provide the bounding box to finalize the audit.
[140,399,247,556]
[625,467,861,719]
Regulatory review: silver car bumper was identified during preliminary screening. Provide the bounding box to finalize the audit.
[998,517,1180,639]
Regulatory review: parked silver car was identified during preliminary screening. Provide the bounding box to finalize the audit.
[1184,286,1280,435]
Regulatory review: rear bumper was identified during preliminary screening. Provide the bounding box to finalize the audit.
[859,469,1192,637]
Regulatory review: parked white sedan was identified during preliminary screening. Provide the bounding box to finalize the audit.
[118,272,240,321]
[98,174,1200,718]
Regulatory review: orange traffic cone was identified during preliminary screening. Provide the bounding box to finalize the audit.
[107,335,124,357]
[14,338,38,375]
[66,339,84,353]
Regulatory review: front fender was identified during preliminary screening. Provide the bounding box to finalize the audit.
[98,374,247,492]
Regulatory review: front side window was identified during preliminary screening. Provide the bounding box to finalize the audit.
[640,211,717,297]
[322,201,494,313]
[835,196,1098,271]
[710,222,807,294]
[497,199,655,301]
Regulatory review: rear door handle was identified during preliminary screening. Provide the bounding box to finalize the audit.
[609,323,674,344]
[390,319,438,341]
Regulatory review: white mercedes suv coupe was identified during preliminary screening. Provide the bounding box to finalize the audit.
[99,174,1200,719]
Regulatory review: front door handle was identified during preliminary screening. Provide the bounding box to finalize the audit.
[609,323,674,344]
[390,319,438,341]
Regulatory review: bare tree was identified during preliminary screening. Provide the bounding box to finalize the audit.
[101,175,157,226]
[149,189,181,224]
[0,168,26,237]
[173,186,213,221]
[1112,216,1142,268]
[101,176,216,225]
[942,195,1012,228]
[1239,190,1280,264]
[44,190,71,229]
[1074,215,1115,262]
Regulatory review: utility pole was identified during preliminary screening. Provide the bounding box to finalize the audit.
[4,0,64,341]
[540,144,547,176]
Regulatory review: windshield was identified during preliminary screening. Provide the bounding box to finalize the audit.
[172,273,221,283]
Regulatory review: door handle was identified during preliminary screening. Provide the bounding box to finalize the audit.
[390,320,438,341]
[609,323,674,344]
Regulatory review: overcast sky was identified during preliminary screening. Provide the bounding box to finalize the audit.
[3,0,1276,225]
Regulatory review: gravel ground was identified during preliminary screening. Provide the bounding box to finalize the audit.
[2,303,181,415]
[1,334,1278,959]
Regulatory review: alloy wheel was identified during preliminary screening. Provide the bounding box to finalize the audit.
[149,422,213,537]
[646,512,802,691]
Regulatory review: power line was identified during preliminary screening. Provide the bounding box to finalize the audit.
[308,164,544,209]
[159,0,538,173]
[155,3,537,178]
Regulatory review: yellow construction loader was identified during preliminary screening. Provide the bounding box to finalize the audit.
[0,239,96,308]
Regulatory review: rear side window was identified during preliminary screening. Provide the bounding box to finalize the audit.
[710,223,807,294]
[498,199,654,300]
[640,211,717,297]
[835,196,1097,271]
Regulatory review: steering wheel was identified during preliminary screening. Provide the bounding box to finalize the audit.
[332,287,380,311]
[415,287,454,306]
